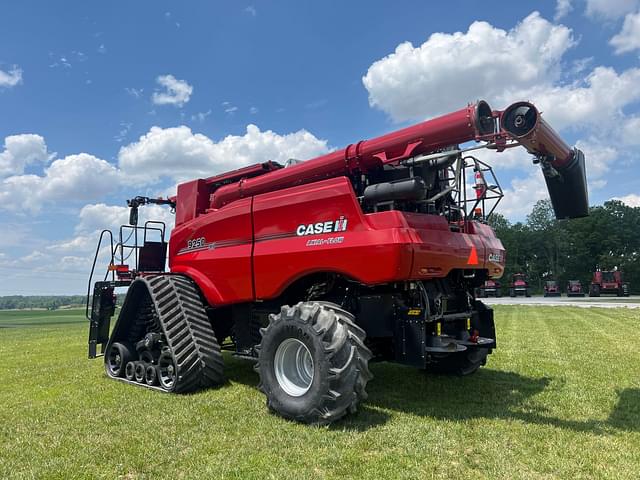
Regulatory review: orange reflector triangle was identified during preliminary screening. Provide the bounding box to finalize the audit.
[467,245,479,265]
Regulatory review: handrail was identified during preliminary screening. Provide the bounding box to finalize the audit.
[86,229,115,321]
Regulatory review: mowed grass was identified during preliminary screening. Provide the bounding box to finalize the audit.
[0,307,639,479]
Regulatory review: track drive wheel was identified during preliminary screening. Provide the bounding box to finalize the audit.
[256,302,373,425]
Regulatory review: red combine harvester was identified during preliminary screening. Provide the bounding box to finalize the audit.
[566,280,585,297]
[86,99,588,424]
[543,280,561,297]
[509,273,531,297]
[589,269,630,297]
[477,279,502,298]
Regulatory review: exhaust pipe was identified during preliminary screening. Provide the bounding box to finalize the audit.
[501,102,589,219]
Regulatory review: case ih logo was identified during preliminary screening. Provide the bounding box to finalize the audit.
[296,216,348,236]
[488,252,503,263]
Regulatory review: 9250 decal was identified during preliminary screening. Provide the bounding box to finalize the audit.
[187,237,206,249]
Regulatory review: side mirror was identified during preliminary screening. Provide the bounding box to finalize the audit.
[129,206,138,226]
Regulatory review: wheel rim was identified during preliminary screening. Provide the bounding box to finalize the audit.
[135,362,146,383]
[158,353,176,389]
[145,365,158,386]
[125,361,136,380]
[106,345,123,376]
[274,338,314,397]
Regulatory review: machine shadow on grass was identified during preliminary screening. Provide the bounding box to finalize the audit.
[221,353,639,433]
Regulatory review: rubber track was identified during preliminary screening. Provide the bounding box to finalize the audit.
[113,274,224,392]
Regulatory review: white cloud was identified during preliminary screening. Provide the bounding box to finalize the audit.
[114,122,132,143]
[191,110,212,122]
[610,11,640,54]
[0,153,119,212]
[75,203,174,235]
[495,171,551,219]
[0,134,54,177]
[362,12,575,122]
[0,124,330,215]
[152,74,193,107]
[574,139,618,184]
[0,65,23,88]
[117,124,330,184]
[555,0,573,20]
[585,0,639,19]
[244,5,257,16]
[473,145,534,170]
[614,193,640,207]
[517,66,640,131]
[362,12,640,137]
[38,203,177,278]
[621,115,640,144]
[125,87,143,99]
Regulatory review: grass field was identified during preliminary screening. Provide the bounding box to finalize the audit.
[1,306,639,479]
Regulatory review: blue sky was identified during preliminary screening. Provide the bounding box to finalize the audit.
[1,0,639,295]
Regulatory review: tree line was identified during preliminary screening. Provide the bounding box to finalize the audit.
[489,199,640,294]
[1,199,637,308]
[0,295,87,310]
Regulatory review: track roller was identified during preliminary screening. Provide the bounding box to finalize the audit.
[145,364,158,386]
[125,361,136,381]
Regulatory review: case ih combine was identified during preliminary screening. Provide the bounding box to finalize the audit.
[566,280,586,297]
[543,280,561,297]
[476,279,502,298]
[86,99,588,424]
[589,269,630,297]
[509,273,531,297]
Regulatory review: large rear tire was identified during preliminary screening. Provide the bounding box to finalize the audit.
[256,302,372,425]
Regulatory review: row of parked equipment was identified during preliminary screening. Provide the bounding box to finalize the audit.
[477,270,631,298]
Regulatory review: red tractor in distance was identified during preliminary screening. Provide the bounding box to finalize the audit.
[477,279,502,298]
[543,280,561,297]
[566,280,585,297]
[589,270,630,297]
[509,273,531,297]
[86,99,588,425]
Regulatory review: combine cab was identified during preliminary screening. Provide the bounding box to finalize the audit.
[589,270,630,297]
[477,279,502,298]
[566,280,585,297]
[543,280,561,297]
[509,273,531,297]
[86,98,588,425]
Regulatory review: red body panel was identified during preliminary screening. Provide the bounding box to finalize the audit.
[168,177,505,306]
[170,197,254,305]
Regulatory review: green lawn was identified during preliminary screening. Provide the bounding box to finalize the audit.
[0,306,639,479]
